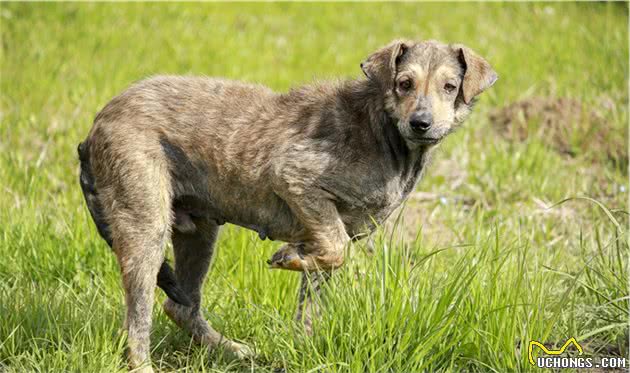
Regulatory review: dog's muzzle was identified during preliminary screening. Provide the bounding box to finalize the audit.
[409,111,441,144]
[409,111,433,133]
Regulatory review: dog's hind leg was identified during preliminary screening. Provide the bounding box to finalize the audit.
[102,156,173,373]
[79,141,190,307]
[115,224,168,373]
[163,218,254,360]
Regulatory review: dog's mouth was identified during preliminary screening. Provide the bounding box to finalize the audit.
[415,137,440,145]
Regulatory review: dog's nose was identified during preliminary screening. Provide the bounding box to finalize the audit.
[409,112,433,132]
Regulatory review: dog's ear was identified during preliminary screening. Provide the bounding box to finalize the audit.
[361,40,411,88]
[454,45,498,104]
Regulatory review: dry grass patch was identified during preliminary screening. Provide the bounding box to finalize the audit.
[489,97,627,172]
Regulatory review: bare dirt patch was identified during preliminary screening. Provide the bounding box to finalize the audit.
[489,97,628,172]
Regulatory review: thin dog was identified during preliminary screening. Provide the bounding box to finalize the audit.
[78,39,497,372]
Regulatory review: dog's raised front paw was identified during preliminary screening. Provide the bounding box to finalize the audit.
[267,243,308,271]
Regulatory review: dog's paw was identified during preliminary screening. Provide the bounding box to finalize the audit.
[225,341,255,360]
[267,243,308,271]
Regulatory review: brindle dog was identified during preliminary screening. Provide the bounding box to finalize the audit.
[78,39,497,372]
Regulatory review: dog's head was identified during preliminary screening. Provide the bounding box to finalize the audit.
[361,39,497,146]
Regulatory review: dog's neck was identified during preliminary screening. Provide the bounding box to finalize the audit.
[342,79,409,148]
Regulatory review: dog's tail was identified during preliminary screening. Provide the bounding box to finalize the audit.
[77,141,191,307]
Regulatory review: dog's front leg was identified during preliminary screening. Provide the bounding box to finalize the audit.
[295,271,332,335]
[268,191,349,271]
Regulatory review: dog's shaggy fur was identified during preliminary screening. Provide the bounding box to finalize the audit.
[78,39,496,371]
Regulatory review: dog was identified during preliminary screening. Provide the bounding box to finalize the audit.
[78,39,496,372]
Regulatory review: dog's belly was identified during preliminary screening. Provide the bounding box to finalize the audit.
[227,211,305,243]
[207,188,305,242]
[175,191,398,243]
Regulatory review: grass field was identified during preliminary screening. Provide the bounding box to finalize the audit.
[0,3,628,372]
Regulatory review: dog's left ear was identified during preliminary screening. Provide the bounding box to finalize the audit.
[453,45,498,104]
[361,40,411,89]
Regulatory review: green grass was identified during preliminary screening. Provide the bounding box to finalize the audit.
[0,3,628,372]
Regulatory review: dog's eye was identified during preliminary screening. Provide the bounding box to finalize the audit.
[444,83,457,93]
[398,79,412,91]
